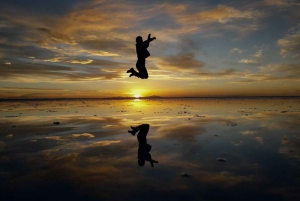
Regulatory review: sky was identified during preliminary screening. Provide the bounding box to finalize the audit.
[0,0,300,99]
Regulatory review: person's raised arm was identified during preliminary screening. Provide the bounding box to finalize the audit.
[147,33,156,43]
[150,159,158,167]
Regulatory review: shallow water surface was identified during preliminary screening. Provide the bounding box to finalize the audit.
[0,98,300,200]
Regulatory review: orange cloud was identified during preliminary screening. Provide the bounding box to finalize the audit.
[178,5,259,24]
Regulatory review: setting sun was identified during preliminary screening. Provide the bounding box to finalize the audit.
[130,89,145,99]
[134,94,141,99]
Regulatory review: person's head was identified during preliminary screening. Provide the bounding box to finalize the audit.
[138,159,145,166]
[136,36,143,44]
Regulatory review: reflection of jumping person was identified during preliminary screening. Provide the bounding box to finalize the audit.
[127,34,156,79]
[128,124,158,167]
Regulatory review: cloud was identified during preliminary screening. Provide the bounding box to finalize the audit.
[2,0,298,98]
[0,1,141,84]
[200,171,253,188]
[69,59,93,64]
[177,5,260,24]
[57,0,265,43]
[153,50,240,80]
[78,37,133,56]
[241,130,258,135]
[231,79,256,84]
[253,50,263,59]
[279,146,300,159]
[45,136,63,141]
[278,30,300,59]
[194,69,238,79]
[69,133,95,138]
[233,63,300,83]
[259,63,300,74]
[157,123,205,141]
[238,45,267,65]
[90,51,119,57]
[0,87,66,91]
[157,53,204,71]
[239,59,258,64]
[44,58,62,63]
[37,27,75,44]
[264,0,300,7]
[0,0,268,86]
[156,3,264,37]
[90,140,121,146]
[230,48,243,54]
[59,0,143,34]
[0,56,126,82]
[254,136,263,144]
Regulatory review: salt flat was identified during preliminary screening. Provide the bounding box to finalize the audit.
[0,98,299,200]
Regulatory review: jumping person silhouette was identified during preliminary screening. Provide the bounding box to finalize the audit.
[128,124,158,167]
[127,34,156,79]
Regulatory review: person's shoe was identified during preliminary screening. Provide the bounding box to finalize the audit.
[128,130,136,136]
[127,68,134,73]
[129,73,135,77]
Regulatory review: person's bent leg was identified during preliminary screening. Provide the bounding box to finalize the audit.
[127,67,139,77]
[136,59,148,79]
[139,70,148,79]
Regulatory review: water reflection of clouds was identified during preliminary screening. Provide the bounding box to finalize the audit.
[157,123,205,141]
[241,130,258,135]
[279,133,300,160]
[0,99,300,200]
[245,112,300,130]
[11,144,255,200]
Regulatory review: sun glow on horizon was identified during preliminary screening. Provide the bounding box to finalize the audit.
[130,89,145,99]
[134,94,141,99]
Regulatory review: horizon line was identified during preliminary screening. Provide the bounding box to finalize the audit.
[1,95,300,101]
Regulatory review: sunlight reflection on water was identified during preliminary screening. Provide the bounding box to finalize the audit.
[0,98,300,200]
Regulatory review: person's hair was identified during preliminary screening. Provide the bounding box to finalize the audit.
[136,36,143,43]
[138,159,145,166]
